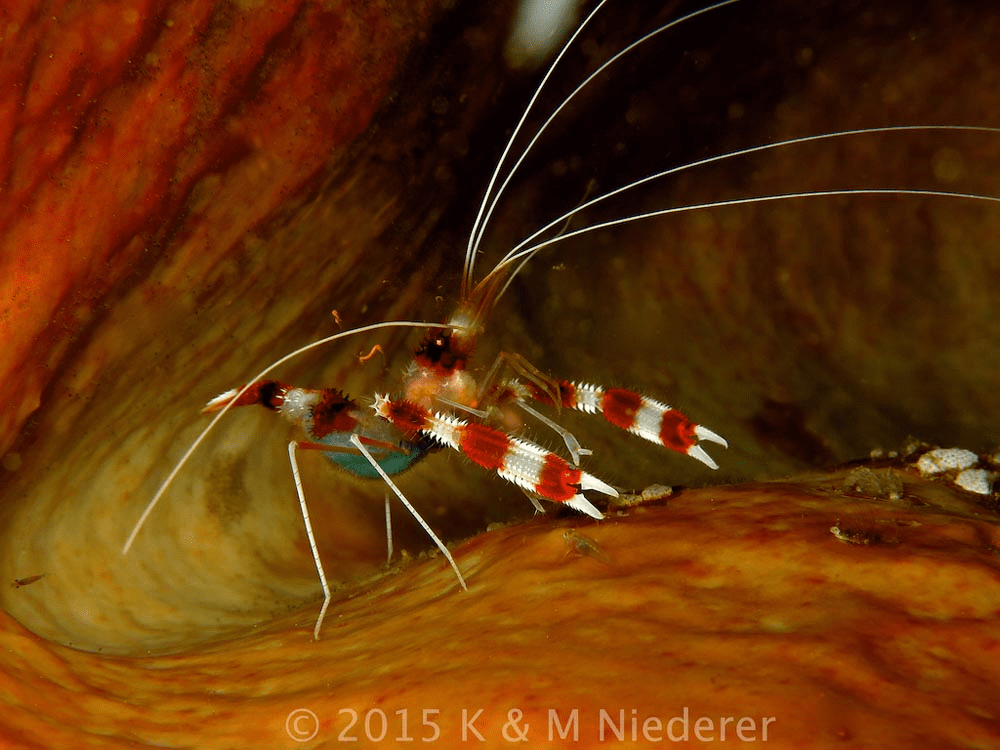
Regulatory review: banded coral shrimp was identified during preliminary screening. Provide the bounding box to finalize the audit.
[120,0,745,642]
[126,0,1000,643]
[2,0,1000,659]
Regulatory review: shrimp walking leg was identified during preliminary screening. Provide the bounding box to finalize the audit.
[348,435,468,591]
[475,351,591,464]
[289,437,466,639]
[384,494,393,565]
[287,441,332,640]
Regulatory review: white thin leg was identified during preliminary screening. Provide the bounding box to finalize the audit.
[287,441,332,640]
[349,435,467,591]
[384,493,394,565]
[517,400,591,466]
[436,395,489,420]
[520,489,546,515]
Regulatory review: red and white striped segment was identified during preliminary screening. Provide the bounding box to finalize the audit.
[554,382,728,470]
[372,394,616,518]
[203,381,360,439]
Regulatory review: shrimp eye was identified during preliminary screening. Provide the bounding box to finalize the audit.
[414,328,467,373]
[416,328,450,363]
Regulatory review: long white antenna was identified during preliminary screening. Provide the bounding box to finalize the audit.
[463,0,744,295]
[493,187,1000,289]
[475,124,1000,302]
[462,0,613,300]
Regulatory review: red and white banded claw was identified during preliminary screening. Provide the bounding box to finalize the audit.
[372,394,616,519]
[551,382,728,469]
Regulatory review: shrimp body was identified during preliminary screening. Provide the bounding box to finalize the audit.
[119,1,756,640]
[124,0,1000,642]
[402,324,480,410]
[203,381,432,480]
[317,422,431,480]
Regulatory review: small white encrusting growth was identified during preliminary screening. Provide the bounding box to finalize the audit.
[915,447,994,497]
[955,468,992,496]
[917,448,978,475]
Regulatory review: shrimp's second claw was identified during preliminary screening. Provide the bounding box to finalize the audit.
[519,380,729,470]
[201,380,289,413]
